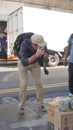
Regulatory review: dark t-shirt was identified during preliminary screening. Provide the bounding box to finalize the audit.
[18,39,44,66]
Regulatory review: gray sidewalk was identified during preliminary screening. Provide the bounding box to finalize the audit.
[0,97,53,130]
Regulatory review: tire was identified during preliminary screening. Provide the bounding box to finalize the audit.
[47,54,59,67]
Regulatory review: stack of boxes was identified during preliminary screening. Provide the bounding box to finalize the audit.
[48,96,73,130]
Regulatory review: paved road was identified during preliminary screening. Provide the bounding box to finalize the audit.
[0,65,70,130]
[0,65,69,100]
[0,65,68,88]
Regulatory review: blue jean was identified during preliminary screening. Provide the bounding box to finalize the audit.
[69,62,73,94]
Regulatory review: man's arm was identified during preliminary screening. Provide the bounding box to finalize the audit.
[28,48,44,64]
[64,45,70,66]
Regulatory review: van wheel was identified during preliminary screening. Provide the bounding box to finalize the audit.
[48,54,59,67]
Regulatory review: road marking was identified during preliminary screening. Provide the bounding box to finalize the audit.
[0,82,68,94]
[3,72,15,82]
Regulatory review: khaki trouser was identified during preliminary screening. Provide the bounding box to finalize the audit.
[18,58,44,109]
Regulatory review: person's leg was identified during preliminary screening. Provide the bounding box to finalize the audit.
[30,62,46,112]
[18,59,28,114]
[69,63,73,94]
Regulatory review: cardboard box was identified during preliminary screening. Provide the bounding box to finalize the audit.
[48,102,58,124]
[54,109,73,130]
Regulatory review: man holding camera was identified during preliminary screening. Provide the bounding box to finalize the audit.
[18,34,49,115]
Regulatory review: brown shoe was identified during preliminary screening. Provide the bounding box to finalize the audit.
[39,105,46,112]
[18,108,25,115]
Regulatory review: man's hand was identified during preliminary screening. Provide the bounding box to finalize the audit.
[63,58,68,66]
[35,47,45,58]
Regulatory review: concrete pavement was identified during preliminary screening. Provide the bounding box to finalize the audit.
[0,97,54,130]
[0,66,68,130]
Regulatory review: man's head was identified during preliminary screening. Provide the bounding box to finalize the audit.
[31,34,47,48]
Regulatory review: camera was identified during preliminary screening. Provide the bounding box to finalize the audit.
[41,46,46,50]
[41,46,56,55]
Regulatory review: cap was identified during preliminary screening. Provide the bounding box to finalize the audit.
[31,34,47,47]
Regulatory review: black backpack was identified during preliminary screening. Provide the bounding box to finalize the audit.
[13,32,34,56]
